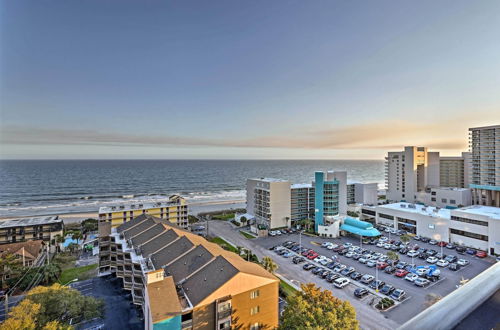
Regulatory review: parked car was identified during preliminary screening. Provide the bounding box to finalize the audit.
[414,277,430,287]
[436,259,449,267]
[448,263,460,271]
[326,273,341,283]
[405,273,419,282]
[293,256,305,264]
[327,244,338,250]
[444,255,457,263]
[360,274,375,284]
[446,243,455,249]
[457,259,470,267]
[354,288,369,298]
[437,241,447,247]
[334,264,347,273]
[407,250,419,258]
[366,260,377,268]
[333,277,350,288]
[359,257,368,264]
[341,267,356,276]
[369,280,386,290]
[395,261,408,269]
[303,263,315,270]
[390,289,406,301]
[380,284,395,295]
[384,266,396,274]
[377,262,389,270]
[426,249,438,256]
[350,272,363,281]
[414,235,421,241]
[321,270,332,278]
[426,256,439,264]
[395,269,409,277]
[352,253,362,260]
[476,250,487,258]
[455,246,466,254]
[466,248,476,255]
[311,267,324,275]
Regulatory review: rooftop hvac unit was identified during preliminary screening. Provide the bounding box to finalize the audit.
[139,204,144,208]
[119,205,125,209]
[131,204,136,209]
[400,204,407,208]
[111,206,116,210]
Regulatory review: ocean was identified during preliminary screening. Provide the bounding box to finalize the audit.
[0,160,384,217]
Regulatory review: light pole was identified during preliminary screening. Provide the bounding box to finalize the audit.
[299,230,302,253]
[375,264,379,292]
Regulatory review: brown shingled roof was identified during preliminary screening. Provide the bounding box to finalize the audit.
[0,240,44,260]
[147,276,182,323]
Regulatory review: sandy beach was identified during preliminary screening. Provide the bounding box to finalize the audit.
[0,199,246,224]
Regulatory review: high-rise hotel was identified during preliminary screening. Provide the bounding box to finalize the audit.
[469,125,500,207]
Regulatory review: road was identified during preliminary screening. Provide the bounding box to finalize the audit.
[208,220,400,330]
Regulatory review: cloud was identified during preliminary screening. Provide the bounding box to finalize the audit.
[0,118,476,151]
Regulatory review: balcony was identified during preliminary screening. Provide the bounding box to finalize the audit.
[181,320,193,329]
[218,309,232,319]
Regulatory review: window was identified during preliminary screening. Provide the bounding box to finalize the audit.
[250,290,260,299]
[431,191,436,196]
[431,197,436,202]
[451,216,488,227]
[450,228,488,241]
[379,213,394,220]
[450,199,456,204]
[250,306,260,316]
[250,323,260,330]
[441,198,447,203]
[219,320,231,329]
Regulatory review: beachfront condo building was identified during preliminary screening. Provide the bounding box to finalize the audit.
[347,182,378,205]
[440,152,471,188]
[314,171,347,231]
[290,183,315,225]
[98,195,189,229]
[246,178,292,229]
[0,216,63,252]
[385,146,440,203]
[100,214,279,330]
[246,172,349,231]
[469,125,500,207]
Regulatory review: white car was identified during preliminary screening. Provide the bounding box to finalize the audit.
[436,259,449,267]
[379,237,389,242]
[276,230,282,235]
[407,250,419,257]
[384,243,392,249]
[405,273,419,282]
[376,242,385,248]
[333,277,350,288]
[416,268,428,276]
[321,242,331,248]
[327,244,338,250]
[359,257,368,264]
[457,259,470,266]
[314,256,326,263]
[343,242,352,248]
[269,231,276,236]
[345,252,354,258]
[426,256,439,264]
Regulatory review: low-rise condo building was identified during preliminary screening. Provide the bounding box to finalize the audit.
[0,240,46,268]
[0,216,63,251]
[98,195,188,229]
[100,214,279,330]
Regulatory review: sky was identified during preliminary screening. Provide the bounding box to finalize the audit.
[1,0,500,160]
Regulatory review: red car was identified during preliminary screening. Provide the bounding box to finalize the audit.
[395,269,409,277]
[437,241,447,247]
[307,252,319,260]
[476,250,487,258]
[377,262,389,270]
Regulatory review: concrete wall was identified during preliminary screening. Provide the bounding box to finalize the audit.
[269,181,292,229]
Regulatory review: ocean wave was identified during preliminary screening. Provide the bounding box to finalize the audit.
[0,190,246,217]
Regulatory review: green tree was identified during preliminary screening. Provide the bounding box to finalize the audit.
[261,256,278,274]
[240,216,247,227]
[71,232,83,244]
[386,251,399,266]
[25,283,103,327]
[66,243,79,254]
[279,283,359,330]
[81,219,98,233]
[400,234,411,245]
[0,253,21,289]
[299,218,313,232]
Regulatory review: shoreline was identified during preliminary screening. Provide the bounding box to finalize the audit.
[0,199,246,223]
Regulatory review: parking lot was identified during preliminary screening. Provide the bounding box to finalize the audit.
[208,221,496,328]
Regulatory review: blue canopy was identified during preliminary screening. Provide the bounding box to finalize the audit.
[340,217,381,237]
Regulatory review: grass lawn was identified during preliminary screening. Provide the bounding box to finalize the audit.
[212,213,235,220]
[280,279,298,297]
[58,264,98,284]
[239,231,256,239]
[210,237,239,253]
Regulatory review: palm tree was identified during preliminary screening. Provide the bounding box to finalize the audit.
[72,232,83,244]
[261,256,278,274]
[386,251,399,266]
[42,263,61,285]
[400,234,411,245]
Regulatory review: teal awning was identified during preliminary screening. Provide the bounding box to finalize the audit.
[340,217,381,237]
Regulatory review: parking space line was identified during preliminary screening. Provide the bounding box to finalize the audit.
[424,277,445,290]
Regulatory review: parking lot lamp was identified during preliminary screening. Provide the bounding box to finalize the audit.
[375,263,379,292]
[299,230,302,252]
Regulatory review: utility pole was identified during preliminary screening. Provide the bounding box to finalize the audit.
[4,293,8,319]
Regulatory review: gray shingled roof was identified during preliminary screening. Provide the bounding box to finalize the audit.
[123,217,157,239]
[150,236,194,269]
[139,229,179,257]
[130,223,166,246]
[165,245,215,283]
[116,214,149,233]
[182,256,239,307]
